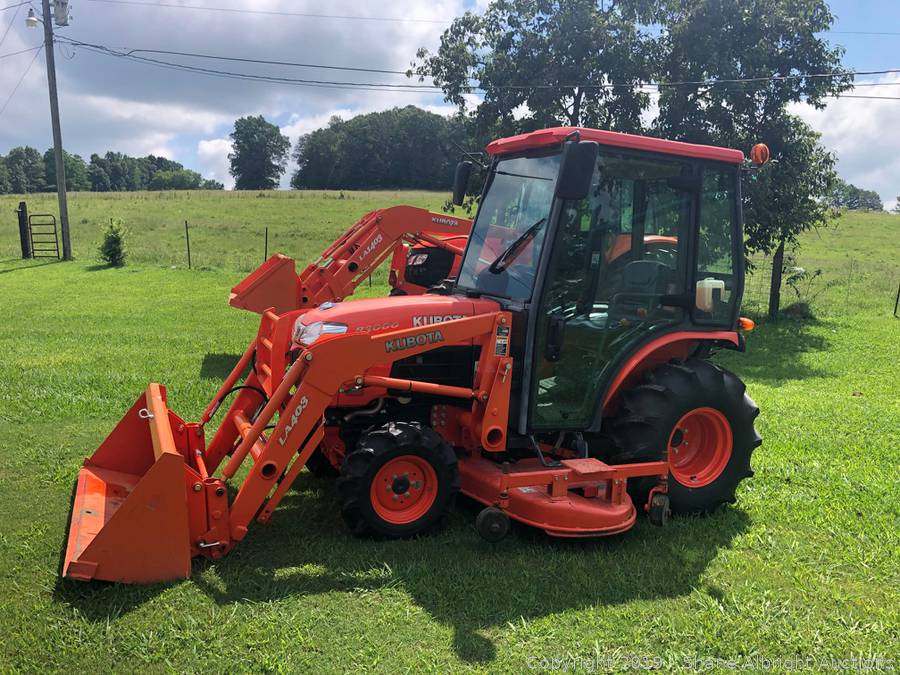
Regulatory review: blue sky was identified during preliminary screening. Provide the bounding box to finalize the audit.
[0,0,897,207]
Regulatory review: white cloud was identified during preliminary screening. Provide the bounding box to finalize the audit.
[789,74,900,211]
[1,0,477,177]
[197,137,233,188]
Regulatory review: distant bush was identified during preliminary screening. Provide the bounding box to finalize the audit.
[98,219,128,266]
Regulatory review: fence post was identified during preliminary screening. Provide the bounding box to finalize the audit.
[264,227,268,262]
[184,220,192,269]
[894,281,899,318]
[767,238,785,320]
[16,201,32,259]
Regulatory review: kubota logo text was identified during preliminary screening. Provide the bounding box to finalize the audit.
[278,396,309,446]
[358,234,383,261]
[431,216,460,227]
[412,314,465,327]
[385,330,445,353]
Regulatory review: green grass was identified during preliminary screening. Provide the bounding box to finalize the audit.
[0,194,897,672]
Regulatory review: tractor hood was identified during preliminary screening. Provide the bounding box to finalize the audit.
[295,294,501,341]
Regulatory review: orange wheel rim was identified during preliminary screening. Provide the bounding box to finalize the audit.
[668,407,733,487]
[370,455,438,525]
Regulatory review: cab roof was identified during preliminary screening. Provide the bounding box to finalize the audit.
[485,127,745,165]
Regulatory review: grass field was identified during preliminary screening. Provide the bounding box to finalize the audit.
[0,192,898,672]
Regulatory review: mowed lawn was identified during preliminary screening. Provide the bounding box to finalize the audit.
[0,192,897,672]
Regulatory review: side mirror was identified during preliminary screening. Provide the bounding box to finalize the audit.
[452,161,473,206]
[555,141,599,201]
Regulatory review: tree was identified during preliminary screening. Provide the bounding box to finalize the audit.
[413,0,654,143]
[5,146,46,193]
[651,0,851,319]
[200,178,225,190]
[741,116,839,318]
[148,168,203,190]
[291,106,467,190]
[653,0,851,145]
[0,156,10,194]
[229,115,290,190]
[894,197,900,214]
[43,149,90,192]
[88,155,112,192]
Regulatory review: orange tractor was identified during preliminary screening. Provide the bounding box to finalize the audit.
[63,127,763,583]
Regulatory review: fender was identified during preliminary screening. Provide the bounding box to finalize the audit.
[600,330,740,416]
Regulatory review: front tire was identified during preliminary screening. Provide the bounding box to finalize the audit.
[606,358,761,514]
[337,421,459,537]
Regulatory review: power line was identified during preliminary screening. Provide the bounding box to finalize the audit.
[84,0,448,24]
[0,44,41,60]
[826,94,900,100]
[82,42,900,87]
[60,39,442,94]
[0,1,29,12]
[0,2,21,51]
[55,37,900,103]
[0,45,41,118]
[61,38,900,91]
[111,46,409,76]
[825,30,900,37]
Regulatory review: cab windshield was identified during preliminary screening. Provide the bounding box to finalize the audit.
[456,153,561,300]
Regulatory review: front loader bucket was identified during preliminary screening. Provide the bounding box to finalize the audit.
[62,384,192,583]
[229,254,300,314]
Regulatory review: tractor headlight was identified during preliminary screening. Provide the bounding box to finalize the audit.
[292,319,348,346]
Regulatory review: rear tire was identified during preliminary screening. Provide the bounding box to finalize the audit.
[606,358,761,514]
[337,421,459,537]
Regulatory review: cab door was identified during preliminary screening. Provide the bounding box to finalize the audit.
[528,150,694,430]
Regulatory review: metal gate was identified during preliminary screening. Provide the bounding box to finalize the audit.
[28,214,60,259]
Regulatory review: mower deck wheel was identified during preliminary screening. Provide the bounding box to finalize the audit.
[475,507,510,543]
[648,493,670,527]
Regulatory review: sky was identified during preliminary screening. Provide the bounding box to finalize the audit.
[0,0,897,209]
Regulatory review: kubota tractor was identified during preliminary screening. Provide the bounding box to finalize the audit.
[63,127,763,583]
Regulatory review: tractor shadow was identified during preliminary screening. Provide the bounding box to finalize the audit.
[717,316,832,384]
[50,473,749,663]
[196,477,750,664]
[200,352,243,380]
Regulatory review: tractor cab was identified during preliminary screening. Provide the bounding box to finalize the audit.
[450,128,744,434]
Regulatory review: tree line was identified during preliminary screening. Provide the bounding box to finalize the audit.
[830,178,884,212]
[0,147,223,194]
[224,108,469,191]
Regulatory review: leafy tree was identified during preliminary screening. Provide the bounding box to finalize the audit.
[88,155,112,192]
[653,0,851,145]
[43,149,91,192]
[200,178,225,190]
[5,146,46,193]
[229,115,290,190]
[829,178,884,211]
[650,0,851,318]
[148,168,203,190]
[412,0,654,143]
[741,115,839,318]
[291,106,467,189]
[0,156,10,194]
[894,197,900,214]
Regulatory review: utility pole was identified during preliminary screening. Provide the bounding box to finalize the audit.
[39,0,72,260]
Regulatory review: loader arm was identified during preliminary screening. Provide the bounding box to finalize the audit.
[229,205,472,314]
